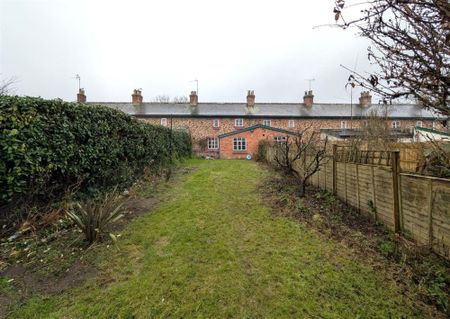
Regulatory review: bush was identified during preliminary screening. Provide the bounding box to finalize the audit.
[0,96,192,214]
[66,192,124,244]
[255,140,271,162]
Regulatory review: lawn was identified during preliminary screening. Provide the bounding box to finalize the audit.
[5,159,428,318]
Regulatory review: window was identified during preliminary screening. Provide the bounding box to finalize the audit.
[288,120,295,128]
[432,121,436,129]
[416,121,423,127]
[207,138,218,149]
[161,118,168,126]
[233,137,246,151]
[235,118,244,127]
[212,119,220,128]
[340,121,348,129]
[392,121,400,129]
[263,119,271,126]
[274,136,287,144]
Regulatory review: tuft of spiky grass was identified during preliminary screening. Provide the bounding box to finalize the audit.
[66,192,124,244]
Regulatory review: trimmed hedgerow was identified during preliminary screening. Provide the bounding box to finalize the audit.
[0,96,191,209]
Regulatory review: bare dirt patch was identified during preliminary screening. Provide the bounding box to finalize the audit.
[0,164,198,317]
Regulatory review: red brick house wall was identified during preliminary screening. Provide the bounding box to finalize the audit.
[219,126,296,159]
[142,117,439,157]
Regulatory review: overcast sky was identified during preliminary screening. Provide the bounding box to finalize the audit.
[0,0,374,103]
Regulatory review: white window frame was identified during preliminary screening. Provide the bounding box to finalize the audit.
[274,136,287,144]
[416,121,423,127]
[212,119,220,128]
[235,118,244,127]
[288,120,295,128]
[207,137,219,150]
[340,121,348,129]
[161,118,168,126]
[233,137,247,151]
[262,119,271,126]
[392,121,400,129]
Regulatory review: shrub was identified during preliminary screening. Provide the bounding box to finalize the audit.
[255,140,271,162]
[0,96,192,215]
[66,192,124,244]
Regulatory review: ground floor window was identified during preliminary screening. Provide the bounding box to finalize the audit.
[274,136,287,144]
[208,137,219,149]
[233,137,246,151]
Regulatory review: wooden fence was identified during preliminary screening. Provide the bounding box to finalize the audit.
[265,145,450,260]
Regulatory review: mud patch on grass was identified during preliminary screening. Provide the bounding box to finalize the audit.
[0,260,96,317]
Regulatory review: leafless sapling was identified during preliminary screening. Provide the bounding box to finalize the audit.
[273,128,329,197]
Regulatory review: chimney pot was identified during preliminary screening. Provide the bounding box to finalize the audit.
[77,88,86,103]
[359,91,372,107]
[189,91,198,106]
[246,90,255,107]
[132,88,143,105]
[303,90,314,107]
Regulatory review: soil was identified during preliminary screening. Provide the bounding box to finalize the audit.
[0,165,195,317]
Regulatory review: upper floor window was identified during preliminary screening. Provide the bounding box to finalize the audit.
[208,137,219,149]
[262,119,271,126]
[288,120,295,128]
[233,137,247,151]
[161,118,168,126]
[416,121,423,127]
[392,121,400,129]
[212,119,220,128]
[235,118,244,127]
[340,121,348,129]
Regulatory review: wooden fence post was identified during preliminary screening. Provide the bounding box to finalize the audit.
[428,179,434,248]
[391,151,401,233]
[371,165,377,221]
[332,144,337,195]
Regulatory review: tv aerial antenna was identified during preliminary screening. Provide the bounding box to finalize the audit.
[75,74,81,90]
[305,78,315,91]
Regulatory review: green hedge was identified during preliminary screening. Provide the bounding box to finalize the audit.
[0,96,192,208]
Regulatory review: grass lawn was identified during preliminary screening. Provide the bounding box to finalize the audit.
[5,159,428,318]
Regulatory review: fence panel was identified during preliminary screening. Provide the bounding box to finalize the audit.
[264,144,450,260]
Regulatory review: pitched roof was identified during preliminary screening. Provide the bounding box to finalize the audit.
[415,126,450,137]
[89,102,445,119]
[218,124,299,138]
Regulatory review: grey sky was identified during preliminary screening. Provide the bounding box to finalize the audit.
[0,0,373,103]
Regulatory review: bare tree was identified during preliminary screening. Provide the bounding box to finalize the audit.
[334,0,450,116]
[172,96,188,103]
[0,77,16,96]
[273,129,329,197]
[153,95,171,103]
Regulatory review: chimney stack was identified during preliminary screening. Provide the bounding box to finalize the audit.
[132,89,143,105]
[77,88,86,103]
[359,91,372,107]
[247,90,255,107]
[189,91,198,106]
[303,90,314,107]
